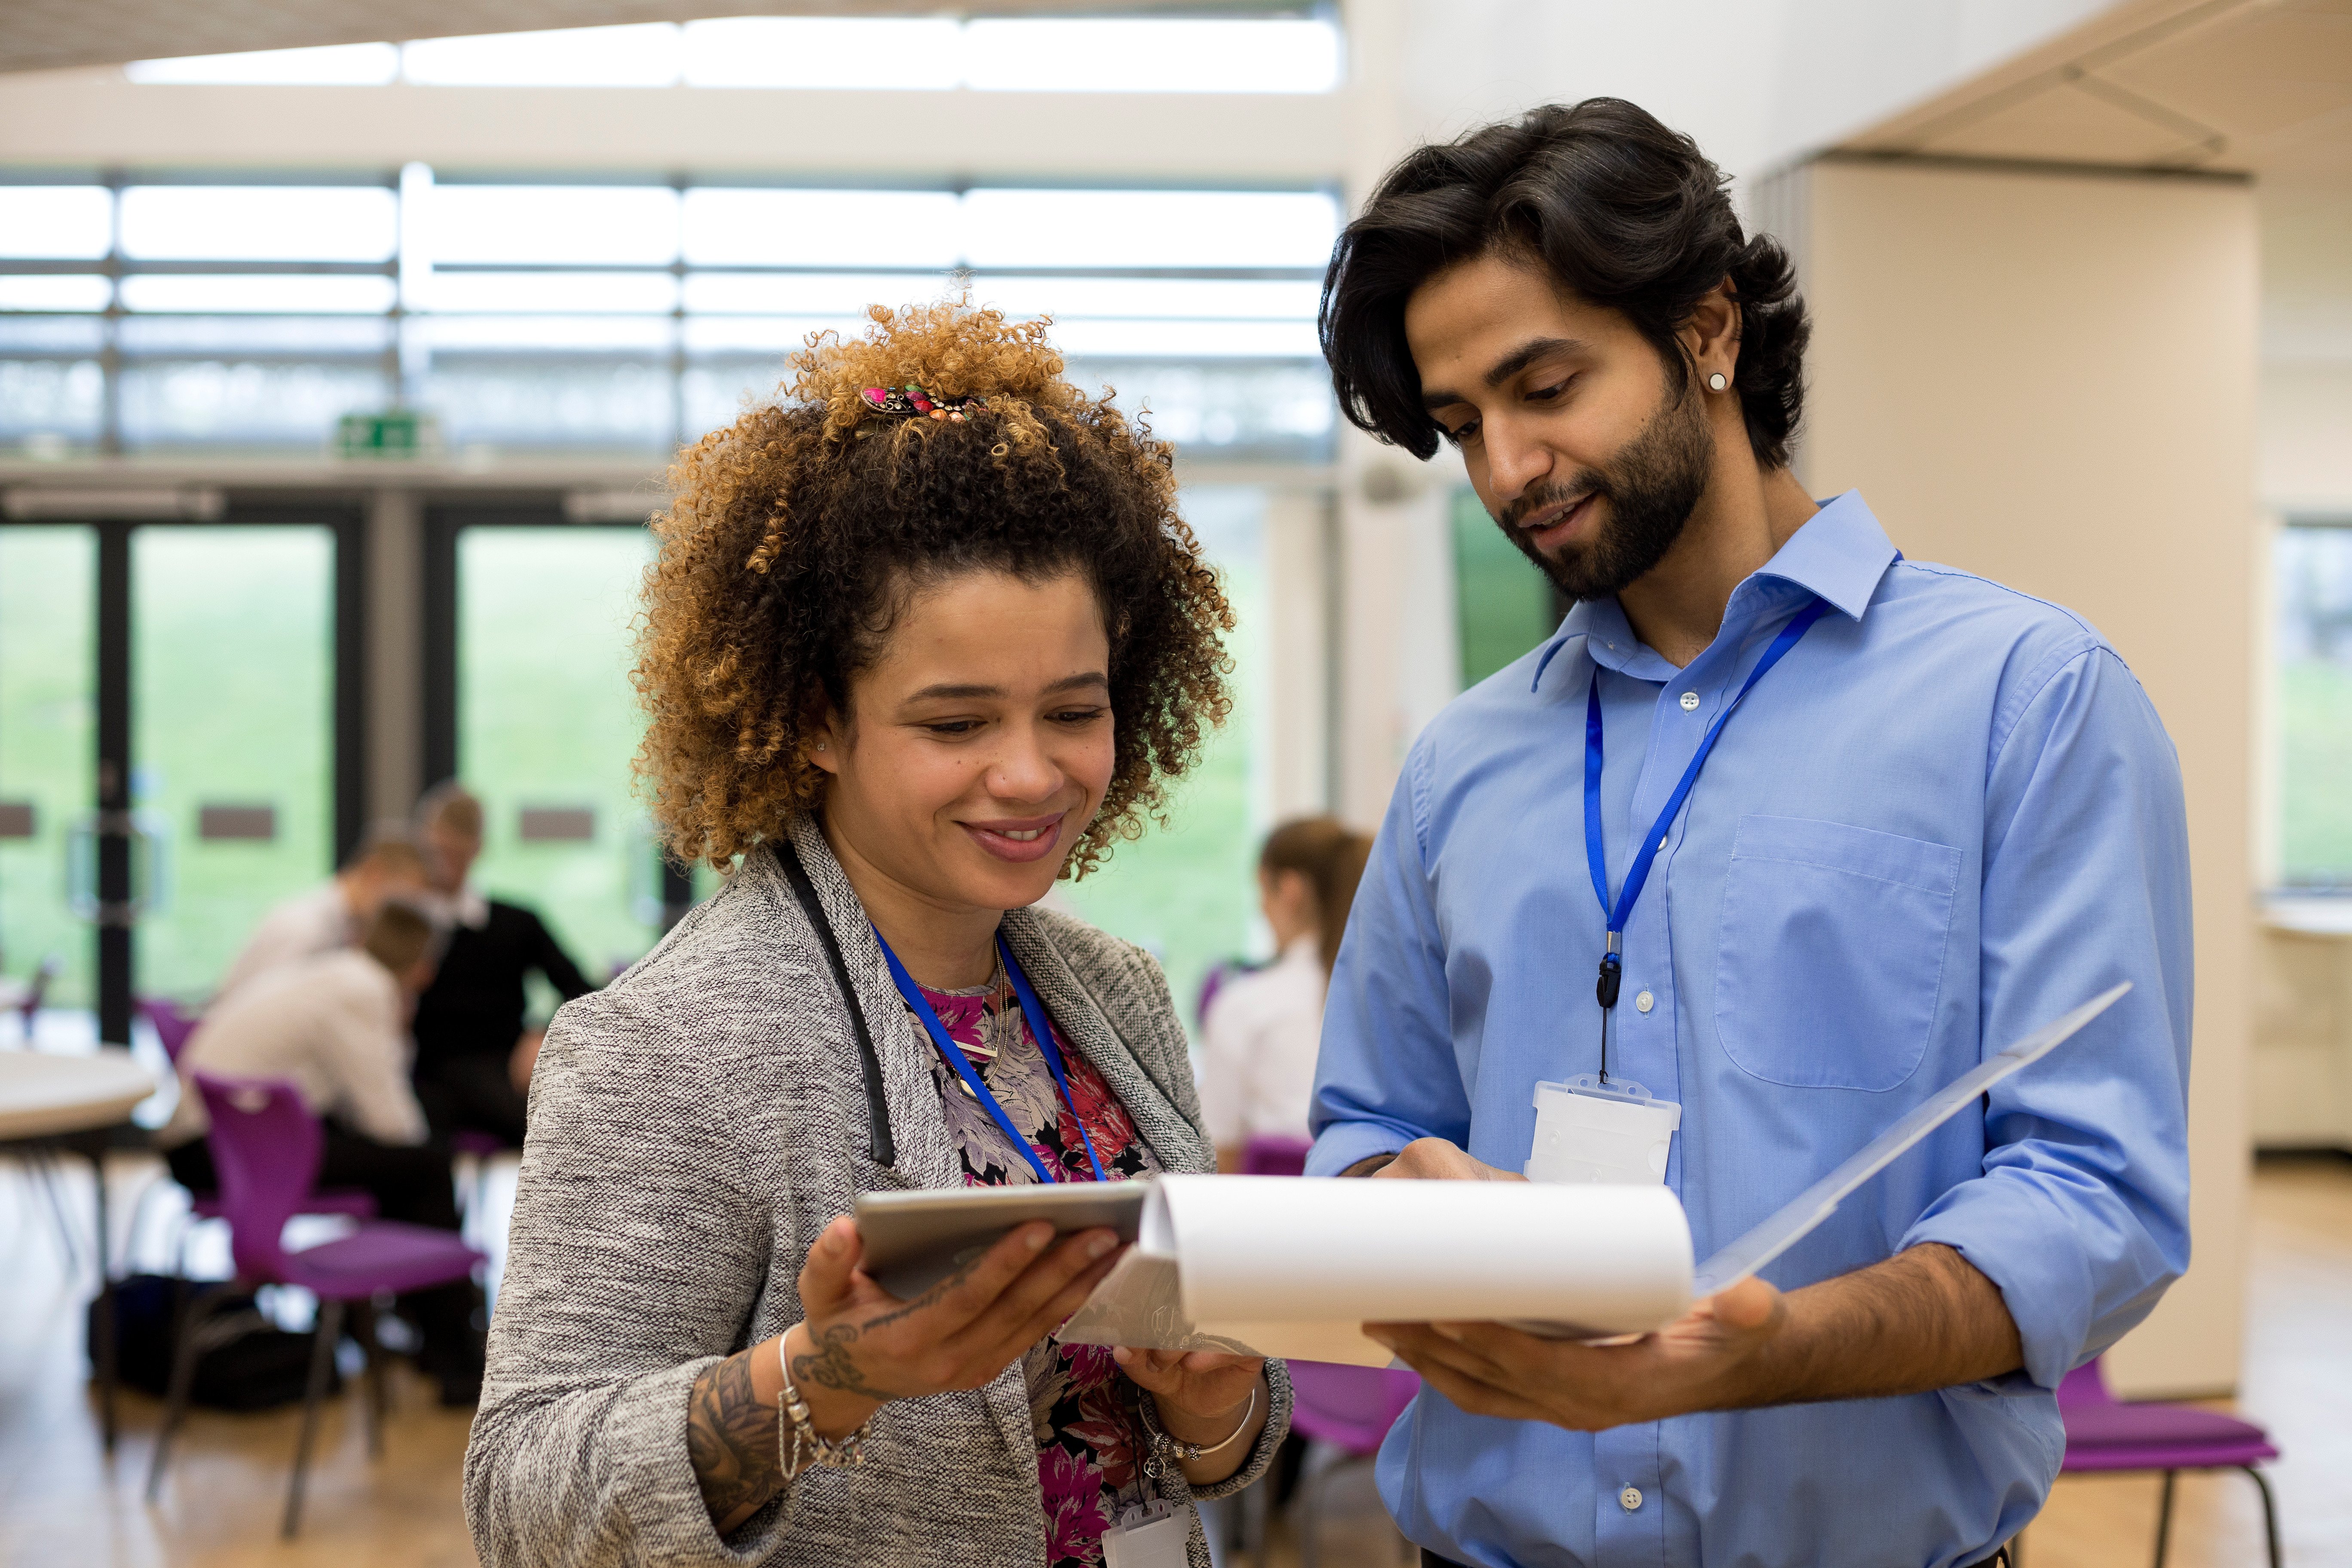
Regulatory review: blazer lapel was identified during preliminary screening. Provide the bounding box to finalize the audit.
[1000,908,1212,1175]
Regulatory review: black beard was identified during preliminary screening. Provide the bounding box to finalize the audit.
[1495,383,1714,602]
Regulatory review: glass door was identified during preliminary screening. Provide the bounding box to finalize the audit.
[131,526,337,1004]
[0,527,98,1044]
[1059,484,1270,1033]
[451,521,664,983]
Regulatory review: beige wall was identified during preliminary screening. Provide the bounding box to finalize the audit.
[1792,157,2259,1400]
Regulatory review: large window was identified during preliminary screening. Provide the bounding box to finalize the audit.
[2278,520,2352,889]
[1061,486,1270,1032]
[1,175,1337,464]
[125,16,1343,95]
[456,524,661,981]
[0,528,96,1014]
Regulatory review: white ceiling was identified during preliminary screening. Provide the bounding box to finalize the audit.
[0,1,1290,77]
[1839,0,2352,175]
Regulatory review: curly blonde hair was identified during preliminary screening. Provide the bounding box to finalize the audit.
[634,300,1234,876]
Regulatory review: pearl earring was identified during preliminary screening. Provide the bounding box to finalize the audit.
[1707,372,1728,392]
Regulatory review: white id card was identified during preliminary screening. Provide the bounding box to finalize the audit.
[1525,1075,1682,1185]
[1101,1501,1194,1568]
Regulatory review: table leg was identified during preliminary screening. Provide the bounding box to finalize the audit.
[80,1137,118,1454]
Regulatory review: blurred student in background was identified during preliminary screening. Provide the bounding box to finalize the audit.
[408,782,595,1147]
[212,827,429,1002]
[159,901,484,1402]
[1198,817,1371,1170]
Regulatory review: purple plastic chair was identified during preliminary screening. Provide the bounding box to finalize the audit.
[2043,1355,2282,1568]
[144,1074,484,1538]
[1240,1133,1314,1177]
[134,996,201,1062]
[1287,1361,1422,1567]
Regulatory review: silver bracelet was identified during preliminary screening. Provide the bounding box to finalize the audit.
[1139,1382,1259,1467]
[775,1333,873,1479]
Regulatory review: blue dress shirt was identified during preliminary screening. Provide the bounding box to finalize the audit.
[1307,492,2192,1568]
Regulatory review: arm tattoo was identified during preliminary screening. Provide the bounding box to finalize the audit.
[687,1349,781,1534]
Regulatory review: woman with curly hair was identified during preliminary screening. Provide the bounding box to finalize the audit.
[463,301,1290,1568]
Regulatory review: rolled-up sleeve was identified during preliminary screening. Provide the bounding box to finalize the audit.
[1902,646,2193,1389]
[1307,741,1473,1177]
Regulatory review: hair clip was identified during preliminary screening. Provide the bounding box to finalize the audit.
[861,384,986,423]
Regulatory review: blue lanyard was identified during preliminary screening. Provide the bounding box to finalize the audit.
[1583,597,1832,1065]
[873,929,1108,1186]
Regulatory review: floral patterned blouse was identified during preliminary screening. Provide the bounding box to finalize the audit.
[912,968,1164,1568]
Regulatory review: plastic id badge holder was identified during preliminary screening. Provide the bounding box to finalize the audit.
[1101,1502,1194,1568]
[1526,1075,1682,1185]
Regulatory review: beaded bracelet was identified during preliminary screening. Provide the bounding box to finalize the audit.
[775,1335,873,1479]
[1137,1383,1259,1471]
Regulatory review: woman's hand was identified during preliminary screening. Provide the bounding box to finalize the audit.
[789,1215,1125,1429]
[1111,1348,1269,1485]
[687,1215,1123,1535]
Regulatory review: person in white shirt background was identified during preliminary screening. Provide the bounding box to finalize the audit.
[160,900,486,1403]
[211,827,430,1004]
[1199,816,1373,1171]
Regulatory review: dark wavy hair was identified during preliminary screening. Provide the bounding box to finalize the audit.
[635,300,1233,877]
[1319,98,1810,468]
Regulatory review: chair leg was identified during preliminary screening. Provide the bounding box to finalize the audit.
[144,1280,235,1502]
[1296,1452,1325,1568]
[281,1298,345,1540]
[2242,1467,2282,1568]
[354,1298,386,1458]
[2151,1469,2177,1568]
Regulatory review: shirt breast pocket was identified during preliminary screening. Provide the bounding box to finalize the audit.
[1713,815,1961,1091]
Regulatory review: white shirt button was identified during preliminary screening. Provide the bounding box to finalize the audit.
[1679,690,1700,711]
[1620,1485,1644,1512]
[1635,989,1654,1013]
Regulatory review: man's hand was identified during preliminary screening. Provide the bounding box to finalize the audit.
[1350,1136,1523,1182]
[1365,1243,2021,1431]
[1368,1277,1783,1428]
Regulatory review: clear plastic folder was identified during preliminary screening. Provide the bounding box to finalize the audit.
[1689,981,2133,1295]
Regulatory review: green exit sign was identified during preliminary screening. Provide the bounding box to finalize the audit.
[334,409,440,459]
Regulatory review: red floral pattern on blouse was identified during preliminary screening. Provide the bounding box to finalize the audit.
[913,974,1162,1568]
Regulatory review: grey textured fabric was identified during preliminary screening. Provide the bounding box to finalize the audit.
[464,815,1292,1568]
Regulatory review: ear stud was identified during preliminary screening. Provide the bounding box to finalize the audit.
[1707,373,1729,392]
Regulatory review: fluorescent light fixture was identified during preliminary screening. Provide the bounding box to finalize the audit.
[125,43,400,85]
[682,188,960,270]
[118,275,398,314]
[422,315,673,352]
[683,315,870,353]
[0,187,114,260]
[962,19,1341,93]
[681,271,949,316]
[1047,318,1323,359]
[119,186,398,263]
[421,185,680,266]
[402,24,682,87]
[961,189,1340,271]
[423,271,680,315]
[681,17,960,89]
[971,276,1322,321]
[0,276,112,312]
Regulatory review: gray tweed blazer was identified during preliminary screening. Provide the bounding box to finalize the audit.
[463,815,1292,1567]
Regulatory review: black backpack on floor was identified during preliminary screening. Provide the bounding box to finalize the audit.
[89,1273,343,1412]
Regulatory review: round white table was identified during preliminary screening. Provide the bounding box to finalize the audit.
[1,1047,157,1451]
[0,1048,155,1139]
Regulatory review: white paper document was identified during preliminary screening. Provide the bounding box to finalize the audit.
[1056,1176,1695,1367]
[1054,986,2126,1368]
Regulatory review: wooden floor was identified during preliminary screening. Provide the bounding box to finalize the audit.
[0,1153,2344,1568]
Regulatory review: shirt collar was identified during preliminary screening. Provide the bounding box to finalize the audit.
[1531,490,1896,692]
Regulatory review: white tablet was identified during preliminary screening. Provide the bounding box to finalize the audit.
[855,1181,1151,1300]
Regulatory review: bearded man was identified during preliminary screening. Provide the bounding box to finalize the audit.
[1307,98,2192,1568]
